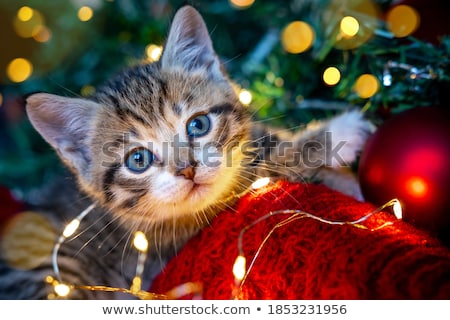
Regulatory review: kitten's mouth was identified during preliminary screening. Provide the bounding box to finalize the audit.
[185,182,210,200]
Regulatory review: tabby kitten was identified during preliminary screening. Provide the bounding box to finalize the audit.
[0,6,372,299]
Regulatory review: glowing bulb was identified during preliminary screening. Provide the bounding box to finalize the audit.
[130,276,142,293]
[386,5,420,38]
[232,255,246,282]
[78,6,94,22]
[145,44,163,62]
[323,66,341,86]
[251,177,271,190]
[281,21,315,54]
[17,6,34,22]
[392,199,403,220]
[239,89,252,106]
[406,177,428,198]
[63,219,80,238]
[133,231,148,253]
[54,282,71,297]
[229,0,255,9]
[353,74,379,98]
[6,58,33,83]
[340,16,360,37]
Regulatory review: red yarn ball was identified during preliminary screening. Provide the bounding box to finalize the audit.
[358,107,450,239]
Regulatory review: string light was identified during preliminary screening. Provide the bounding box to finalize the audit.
[52,203,95,290]
[49,204,202,299]
[130,231,149,293]
[48,177,402,300]
[251,177,271,189]
[383,61,437,85]
[232,196,402,299]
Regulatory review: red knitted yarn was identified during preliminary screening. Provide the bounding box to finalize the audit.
[150,181,450,299]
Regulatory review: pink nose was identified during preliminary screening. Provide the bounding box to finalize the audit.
[176,165,195,180]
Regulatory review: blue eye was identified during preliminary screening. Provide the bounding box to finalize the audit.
[186,114,211,137]
[125,148,154,173]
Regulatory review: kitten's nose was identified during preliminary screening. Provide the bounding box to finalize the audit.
[176,164,196,180]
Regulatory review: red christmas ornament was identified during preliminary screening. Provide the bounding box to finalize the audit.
[358,107,450,240]
[0,186,25,235]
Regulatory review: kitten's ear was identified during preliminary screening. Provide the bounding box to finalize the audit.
[161,5,224,79]
[26,93,98,179]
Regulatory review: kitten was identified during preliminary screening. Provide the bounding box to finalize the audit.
[0,6,372,299]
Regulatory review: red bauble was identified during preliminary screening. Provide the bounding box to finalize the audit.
[0,186,25,234]
[359,107,450,239]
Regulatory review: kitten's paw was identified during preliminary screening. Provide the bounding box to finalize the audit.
[326,110,374,168]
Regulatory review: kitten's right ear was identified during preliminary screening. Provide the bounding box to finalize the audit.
[26,93,98,178]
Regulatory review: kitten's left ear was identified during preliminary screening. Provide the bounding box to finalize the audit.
[161,5,224,79]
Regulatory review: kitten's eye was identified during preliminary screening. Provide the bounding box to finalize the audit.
[125,148,154,173]
[186,114,211,137]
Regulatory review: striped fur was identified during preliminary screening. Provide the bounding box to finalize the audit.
[0,6,372,299]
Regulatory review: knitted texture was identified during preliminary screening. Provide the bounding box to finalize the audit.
[150,181,450,299]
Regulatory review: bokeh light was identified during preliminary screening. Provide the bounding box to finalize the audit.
[281,21,315,54]
[13,7,44,38]
[6,58,33,83]
[81,85,95,96]
[325,0,380,50]
[145,44,163,62]
[17,6,34,22]
[239,89,252,106]
[386,5,420,38]
[406,176,428,198]
[340,16,359,37]
[229,0,255,9]
[353,74,379,98]
[323,66,341,86]
[33,25,52,43]
[78,6,94,22]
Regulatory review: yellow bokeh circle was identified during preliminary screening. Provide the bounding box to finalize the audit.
[340,16,359,37]
[281,21,315,54]
[323,67,341,86]
[78,6,94,22]
[386,5,420,38]
[354,74,379,98]
[229,0,255,9]
[6,58,33,83]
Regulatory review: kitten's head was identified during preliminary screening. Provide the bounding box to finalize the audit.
[26,6,252,246]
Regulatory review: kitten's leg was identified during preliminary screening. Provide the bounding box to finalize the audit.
[292,110,374,200]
